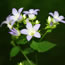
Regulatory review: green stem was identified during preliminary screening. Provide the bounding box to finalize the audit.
[11,40,32,65]
[40,31,48,41]
[21,51,32,65]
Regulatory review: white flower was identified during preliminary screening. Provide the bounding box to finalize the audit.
[9,28,20,36]
[0,16,13,29]
[10,8,23,25]
[23,9,39,20]
[23,9,40,15]
[49,11,65,23]
[20,22,41,41]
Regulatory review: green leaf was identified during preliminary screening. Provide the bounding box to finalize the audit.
[30,41,56,52]
[10,46,20,57]
[22,48,34,55]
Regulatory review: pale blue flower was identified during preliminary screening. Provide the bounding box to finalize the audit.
[10,8,23,25]
[49,11,65,23]
[0,16,13,29]
[20,22,41,41]
[9,28,20,36]
[23,9,39,20]
[23,9,40,15]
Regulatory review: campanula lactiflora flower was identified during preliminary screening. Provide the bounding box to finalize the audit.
[20,22,41,41]
[49,11,65,23]
[23,9,39,20]
[10,8,23,25]
[1,16,13,29]
[9,28,20,36]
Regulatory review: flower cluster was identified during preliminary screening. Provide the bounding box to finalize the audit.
[45,11,65,29]
[1,8,65,41]
[1,8,41,41]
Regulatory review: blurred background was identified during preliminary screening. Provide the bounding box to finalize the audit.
[0,0,65,65]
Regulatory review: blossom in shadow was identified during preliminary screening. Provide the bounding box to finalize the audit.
[9,28,20,36]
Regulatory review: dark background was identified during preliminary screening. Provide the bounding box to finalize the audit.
[0,0,65,65]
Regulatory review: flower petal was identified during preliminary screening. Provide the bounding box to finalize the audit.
[23,9,39,15]
[0,21,8,26]
[49,12,54,16]
[10,16,15,20]
[54,11,59,17]
[26,22,32,29]
[26,35,32,41]
[35,9,40,12]
[13,28,18,32]
[9,28,16,33]
[6,15,11,21]
[9,28,19,36]
[18,15,22,20]
[23,11,29,14]
[20,29,28,35]
[10,16,18,21]
[9,32,17,36]
[11,21,16,26]
[59,16,64,20]
[29,9,34,13]
[33,24,40,31]
[12,8,18,15]
[1,16,11,27]
[18,8,23,13]
[9,32,14,35]
[34,9,40,15]
[60,20,65,23]
[34,32,41,38]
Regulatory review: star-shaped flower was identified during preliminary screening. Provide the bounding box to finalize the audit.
[49,11,65,23]
[20,22,41,41]
[23,9,40,20]
[10,8,23,25]
[9,28,20,36]
[23,9,39,15]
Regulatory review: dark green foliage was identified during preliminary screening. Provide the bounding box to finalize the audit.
[10,46,21,57]
[30,41,56,52]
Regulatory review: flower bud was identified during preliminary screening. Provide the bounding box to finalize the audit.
[35,20,40,24]
[18,62,23,65]
[23,14,26,19]
[47,16,52,24]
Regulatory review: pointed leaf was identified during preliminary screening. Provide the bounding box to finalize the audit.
[30,41,56,52]
[10,46,20,57]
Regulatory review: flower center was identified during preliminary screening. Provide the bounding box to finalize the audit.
[14,14,19,20]
[28,14,35,20]
[27,28,36,36]
[50,22,53,26]
[54,16,60,20]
